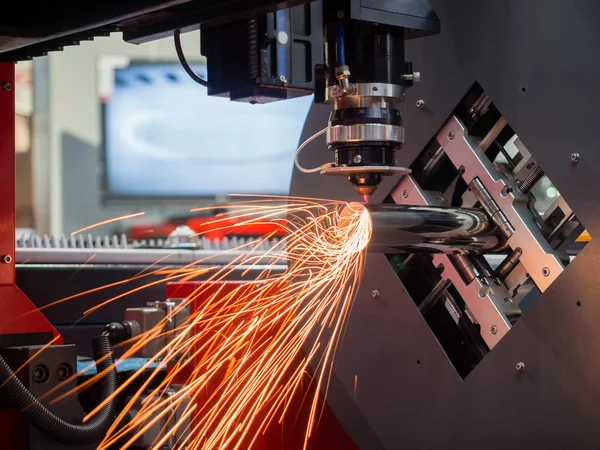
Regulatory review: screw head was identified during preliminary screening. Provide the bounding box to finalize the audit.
[542,267,550,277]
[279,75,288,85]
[32,365,49,383]
[337,9,345,18]
[2,82,12,91]
[56,363,73,381]
[571,152,580,163]
[416,99,426,109]
[402,189,409,199]
[352,154,363,164]
[371,290,380,298]
[447,131,455,140]
[501,185,513,198]
[2,254,12,264]
[490,325,498,335]
[516,361,525,372]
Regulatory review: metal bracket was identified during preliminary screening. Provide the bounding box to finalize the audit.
[439,116,564,292]
[392,175,518,348]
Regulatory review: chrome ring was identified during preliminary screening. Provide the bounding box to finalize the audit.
[326,124,405,145]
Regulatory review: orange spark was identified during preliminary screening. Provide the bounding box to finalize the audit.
[70,212,145,236]
[43,197,372,450]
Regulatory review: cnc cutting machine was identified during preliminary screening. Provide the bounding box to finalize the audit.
[1,1,600,449]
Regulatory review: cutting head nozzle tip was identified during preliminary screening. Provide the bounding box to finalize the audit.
[355,185,377,204]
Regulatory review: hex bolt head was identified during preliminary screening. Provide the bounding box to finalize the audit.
[416,99,426,109]
[371,290,380,298]
[447,131,455,140]
[516,361,525,372]
[490,325,498,335]
[402,189,409,199]
[542,267,550,277]
[2,254,12,264]
[2,82,12,91]
[571,152,580,164]
[352,154,363,164]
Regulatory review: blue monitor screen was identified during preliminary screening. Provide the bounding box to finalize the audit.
[102,63,313,198]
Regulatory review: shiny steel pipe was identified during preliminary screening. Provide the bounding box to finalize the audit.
[345,204,506,254]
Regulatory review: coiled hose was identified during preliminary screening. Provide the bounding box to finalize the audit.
[0,333,117,445]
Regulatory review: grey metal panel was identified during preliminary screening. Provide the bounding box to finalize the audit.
[331,254,461,449]
[291,1,600,449]
[446,0,600,237]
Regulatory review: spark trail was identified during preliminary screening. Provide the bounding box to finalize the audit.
[61,197,372,450]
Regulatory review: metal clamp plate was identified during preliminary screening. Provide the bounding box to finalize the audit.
[439,116,564,292]
[393,175,517,348]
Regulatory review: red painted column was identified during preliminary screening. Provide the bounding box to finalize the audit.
[0,63,16,286]
[0,63,59,340]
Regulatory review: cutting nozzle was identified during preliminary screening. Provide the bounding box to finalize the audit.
[355,185,377,204]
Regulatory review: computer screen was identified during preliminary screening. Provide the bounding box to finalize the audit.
[101,62,314,199]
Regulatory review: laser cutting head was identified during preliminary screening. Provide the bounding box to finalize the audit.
[319,21,419,202]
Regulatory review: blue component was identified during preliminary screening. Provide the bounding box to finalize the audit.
[276,10,289,79]
[336,22,346,66]
[77,357,163,375]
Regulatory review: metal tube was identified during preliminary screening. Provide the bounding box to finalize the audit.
[449,254,480,284]
[419,278,452,314]
[494,248,523,279]
[480,116,507,151]
[353,204,506,254]
[422,146,445,178]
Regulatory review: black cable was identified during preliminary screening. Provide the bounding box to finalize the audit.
[0,333,117,445]
[174,29,208,87]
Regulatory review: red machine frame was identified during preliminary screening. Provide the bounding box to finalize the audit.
[0,63,59,340]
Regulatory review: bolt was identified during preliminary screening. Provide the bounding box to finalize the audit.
[255,77,261,83]
[352,154,362,164]
[542,267,550,277]
[337,9,345,18]
[56,363,73,381]
[571,152,580,164]
[516,361,525,372]
[416,99,426,109]
[490,325,498,335]
[2,255,12,264]
[402,189,409,199]
[501,185,513,198]
[2,82,12,91]
[32,365,49,383]
[371,290,380,298]
[447,131,455,140]
[479,286,493,298]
